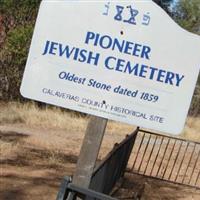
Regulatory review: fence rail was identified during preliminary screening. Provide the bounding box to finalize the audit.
[56,176,117,200]
[128,129,200,189]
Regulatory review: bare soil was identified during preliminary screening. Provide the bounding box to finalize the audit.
[1,124,200,200]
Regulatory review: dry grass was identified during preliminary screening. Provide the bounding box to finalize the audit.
[182,117,200,141]
[0,140,20,159]
[0,101,200,141]
[0,101,87,130]
[0,101,134,134]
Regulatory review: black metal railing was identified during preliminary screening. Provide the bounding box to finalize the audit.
[90,128,139,194]
[128,129,200,189]
[56,176,117,200]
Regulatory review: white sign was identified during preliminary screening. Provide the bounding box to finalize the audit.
[20,0,200,135]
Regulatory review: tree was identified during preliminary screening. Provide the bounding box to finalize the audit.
[173,0,200,35]
[153,0,174,13]
[172,0,200,116]
[0,0,41,101]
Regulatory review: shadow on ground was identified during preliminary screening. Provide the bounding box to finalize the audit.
[0,130,77,200]
[0,131,28,143]
[113,173,200,200]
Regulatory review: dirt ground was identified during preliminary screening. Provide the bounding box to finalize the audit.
[1,124,200,200]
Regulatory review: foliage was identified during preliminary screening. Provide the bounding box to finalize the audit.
[4,25,33,65]
[189,85,200,116]
[172,0,200,116]
[153,0,174,11]
[0,25,33,100]
[173,0,200,35]
[0,0,40,101]
[0,0,40,26]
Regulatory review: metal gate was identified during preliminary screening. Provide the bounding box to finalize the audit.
[90,128,138,194]
[128,129,200,189]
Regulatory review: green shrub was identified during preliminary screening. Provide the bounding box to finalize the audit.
[0,25,33,100]
[0,0,40,101]
[189,85,200,116]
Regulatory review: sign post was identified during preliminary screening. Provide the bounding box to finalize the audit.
[72,116,107,188]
